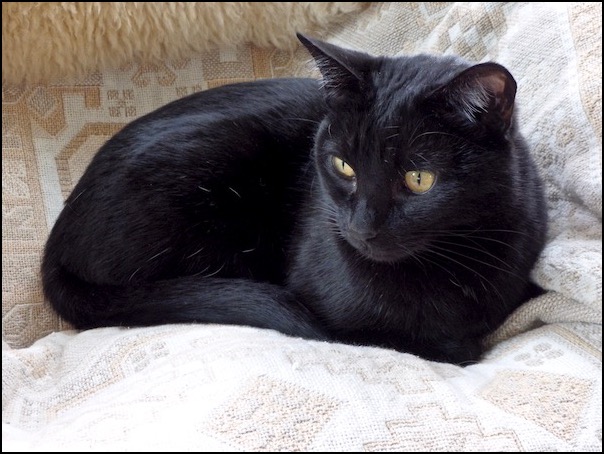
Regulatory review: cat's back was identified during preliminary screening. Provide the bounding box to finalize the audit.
[67,77,326,212]
[80,77,324,170]
[123,77,323,138]
[49,77,326,284]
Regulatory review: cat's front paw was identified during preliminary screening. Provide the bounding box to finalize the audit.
[411,337,483,366]
[433,338,483,366]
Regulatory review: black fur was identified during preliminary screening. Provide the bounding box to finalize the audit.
[42,35,547,364]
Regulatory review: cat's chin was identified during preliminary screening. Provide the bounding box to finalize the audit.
[344,236,407,264]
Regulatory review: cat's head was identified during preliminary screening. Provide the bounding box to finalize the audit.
[298,34,522,263]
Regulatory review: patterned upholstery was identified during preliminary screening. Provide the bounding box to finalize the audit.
[2,3,601,450]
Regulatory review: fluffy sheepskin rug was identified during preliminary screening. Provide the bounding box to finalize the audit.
[2,2,367,85]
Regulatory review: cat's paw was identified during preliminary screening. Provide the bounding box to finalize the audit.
[410,337,483,366]
[434,338,483,366]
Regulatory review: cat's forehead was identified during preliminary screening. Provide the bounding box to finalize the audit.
[373,54,470,105]
[326,55,473,163]
[360,55,471,144]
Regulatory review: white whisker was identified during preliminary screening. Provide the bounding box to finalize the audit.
[147,247,170,262]
[429,244,520,278]
[284,117,321,125]
[186,247,205,259]
[203,263,226,278]
[191,265,211,277]
[71,188,88,202]
[424,248,505,302]
[228,187,241,198]
[128,267,142,282]
[431,238,514,271]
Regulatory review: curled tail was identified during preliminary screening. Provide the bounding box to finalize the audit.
[42,263,328,341]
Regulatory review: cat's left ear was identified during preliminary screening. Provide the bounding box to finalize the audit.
[297,33,369,105]
[428,63,517,133]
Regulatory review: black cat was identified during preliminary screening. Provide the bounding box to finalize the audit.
[42,34,547,364]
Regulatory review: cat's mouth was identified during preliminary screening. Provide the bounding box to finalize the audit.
[344,233,406,263]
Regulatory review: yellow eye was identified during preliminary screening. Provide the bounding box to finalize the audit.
[405,170,436,194]
[332,156,356,179]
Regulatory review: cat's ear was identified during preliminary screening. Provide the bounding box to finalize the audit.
[427,63,517,133]
[297,33,368,105]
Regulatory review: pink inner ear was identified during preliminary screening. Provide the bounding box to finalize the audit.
[481,73,506,95]
[478,72,513,118]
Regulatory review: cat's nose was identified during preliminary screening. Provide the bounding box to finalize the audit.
[348,201,382,241]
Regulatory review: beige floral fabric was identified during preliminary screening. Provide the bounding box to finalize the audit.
[2,2,601,450]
